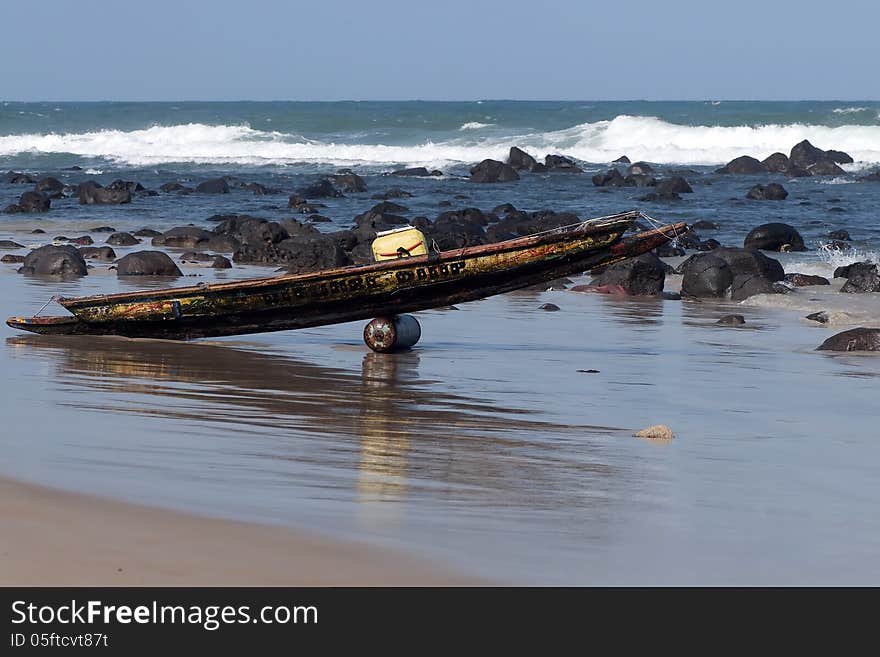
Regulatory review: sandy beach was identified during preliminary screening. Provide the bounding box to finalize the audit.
[0,476,477,586]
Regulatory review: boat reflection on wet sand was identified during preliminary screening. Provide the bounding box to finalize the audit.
[4,335,625,531]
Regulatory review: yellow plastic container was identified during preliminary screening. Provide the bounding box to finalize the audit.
[371,226,429,261]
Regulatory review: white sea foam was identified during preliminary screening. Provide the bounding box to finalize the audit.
[459,122,494,131]
[832,106,870,114]
[2,116,880,167]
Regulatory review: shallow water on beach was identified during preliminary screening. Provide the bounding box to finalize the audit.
[2,264,879,584]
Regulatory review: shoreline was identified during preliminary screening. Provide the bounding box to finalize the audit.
[0,475,482,586]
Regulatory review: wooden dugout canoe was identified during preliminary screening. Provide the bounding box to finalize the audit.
[6,211,687,340]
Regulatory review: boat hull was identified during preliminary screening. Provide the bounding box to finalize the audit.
[7,219,686,339]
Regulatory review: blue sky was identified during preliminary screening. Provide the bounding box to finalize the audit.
[3,0,877,101]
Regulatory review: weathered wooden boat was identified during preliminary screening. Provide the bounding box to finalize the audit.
[7,211,686,346]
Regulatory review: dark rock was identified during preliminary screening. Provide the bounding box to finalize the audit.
[17,191,51,213]
[133,228,162,238]
[491,203,517,217]
[273,235,352,274]
[746,183,788,200]
[306,214,332,223]
[78,246,117,260]
[370,200,408,214]
[655,244,685,257]
[329,229,358,252]
[152,226,213,248]
[3,171,34,184]
[1,254,25,264]
[486,209,579,243]
[371,188,413,200]
[623,173,657,187]
[808,160,846,176]
[469,159,520,183]
[422,208,489,250]
[715,155,767,174]
[612,155,631,164]
[18,245,88,277]
[244,182,281,195]
[790,139,852,169]
[298,178,343,198]
[195,178,230,194]
[106,232,140,247]
[544,154,582,172]
[332,172,367,192]
[0,240,24,249]
[680,247,783,300]
[825,149,854,164]
[31,229,45,234]
[538,303,560,311]
[590,253,666,296]
[806,311,830,324]
[691,220,718,230]
[160,182,194,193]
[743,222,805,251]
[680,254,732,297]
[77,181,131,205]
[840,263,880,293]
[785,273,830,286]
[828,229,851,241]
[90,226,117,233]
[507,146,543,171]
[390,167,442,177]
[626,162,654,176]
[204,234,242,253]
[762,152,790,173]
[35,177,65,197]
[107,179,145,194]
[656,176,693,194]
[817,328,880,352]
[69,236,93,246]
[179,251,215,262]
[639,190,680,202]
[716,314,745,326]
[591,168,625,187]
[211,255,232,269]
[834,264,853,279]
[116,251,182,276]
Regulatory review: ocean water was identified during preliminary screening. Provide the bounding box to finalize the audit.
[2,101,880,583]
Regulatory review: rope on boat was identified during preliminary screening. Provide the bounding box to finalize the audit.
[638,211,684,242]
[34,295,60,317]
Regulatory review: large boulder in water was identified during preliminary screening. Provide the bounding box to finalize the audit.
[34,177,65,198]
[746,183,788,200]
[278,235,352,274]
[789,139,853,169]
[106,232,140,246]
[17,191,51,212]
[116,251,182,276]
[817,328,880,352]
[331,172,367,192]
[681,247,784,300]
[417,208,489,250]
[592,168,626,187]
[77,181,131,205]
[589,253,666,296]
[807,160,846,176]
[195,178,230,194]
[390,167,443,177]
[469,159,519,183]
[743,222,805,251]
[840,262,880,293]
[152,226,213,248]
[544,154,582,172]
[18,245,88,277]
[762,152,790,173]
[298,178,343,198]
[507,146,545,172]
[715,155,767,174]
[655,176,692,195]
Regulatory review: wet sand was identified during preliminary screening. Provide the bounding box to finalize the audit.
[1,247,880,584]
[0,476,477,586]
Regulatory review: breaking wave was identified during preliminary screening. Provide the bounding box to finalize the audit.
[459,122,494,130]
[832,106,870,114]
[2,116,880,167]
